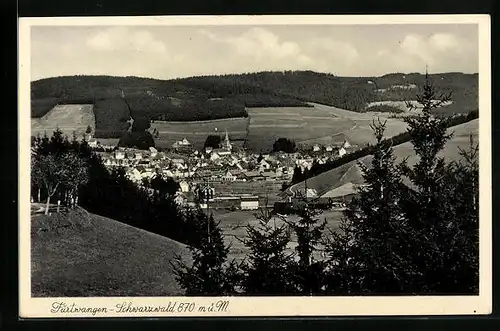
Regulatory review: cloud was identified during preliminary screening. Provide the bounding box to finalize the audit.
[197,27,367,74]
[198,27,314,69]
[86,27,167,53]
[374,32,476,73]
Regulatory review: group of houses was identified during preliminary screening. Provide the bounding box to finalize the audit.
[311,139,353,157]
[94,132,357,211]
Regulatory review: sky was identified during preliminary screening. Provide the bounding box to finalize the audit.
[30,24,479,81]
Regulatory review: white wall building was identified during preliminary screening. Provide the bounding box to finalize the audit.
[240,196,259,210]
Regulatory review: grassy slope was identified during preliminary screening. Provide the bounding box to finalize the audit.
[31,207,190,297]
[286,119,479,198]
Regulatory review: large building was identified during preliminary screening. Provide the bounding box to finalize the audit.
[240,195,260,210]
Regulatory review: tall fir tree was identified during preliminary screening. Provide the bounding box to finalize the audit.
[240,207,295,295]
[171,206,240,296]
[323,118,413,294]
[286,190,328,295]
[398,72,478,293]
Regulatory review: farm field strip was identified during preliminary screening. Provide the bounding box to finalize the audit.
[31,104,96,137]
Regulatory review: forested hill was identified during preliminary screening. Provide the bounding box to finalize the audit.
[180,71,478,114]
[31,71,478,138]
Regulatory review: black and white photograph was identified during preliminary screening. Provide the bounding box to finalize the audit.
[18,15,491,317]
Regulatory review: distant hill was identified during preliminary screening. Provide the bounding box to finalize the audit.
[31,71,478,139]
[285,119,479,199]
[31,206,191,297]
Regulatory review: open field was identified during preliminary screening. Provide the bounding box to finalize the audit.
[286,119,479,198]
[31,207,190,296]
[213,208,344,262]
[366,100,453,113]
[150,117,249,150]
[31,104,95,138]
[246,106,357,152]
[246,104,409,152]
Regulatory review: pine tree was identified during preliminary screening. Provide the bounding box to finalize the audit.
[323,118,412,294]
[240,207,295,295]
[286,192,328,295]
[398,72,478,293]
[171,207,240,296]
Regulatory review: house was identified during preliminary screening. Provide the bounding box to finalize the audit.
[88,139,98,148]
[244,171,260,180]
[115,150,125,160]
[325,145,333,152]
[149,147,158,157]
[217,149,231,156]
[262,171,276,181]
[210,152,221,161]
[171,158,185,166]
[343,139,351,149]
[338,147,347,157]
[312,144,321,152]
[259,159,271,170]
[179,180,190,193]
[205,147,213,154]
[172,138,192,149]
[240,195,259,210]
[222,170,237,182]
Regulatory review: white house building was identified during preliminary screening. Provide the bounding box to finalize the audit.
[179,181,190,193]
[240,196,259,210]
[338,147,347,157]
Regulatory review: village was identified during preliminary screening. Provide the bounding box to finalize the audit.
[90,130,356,211]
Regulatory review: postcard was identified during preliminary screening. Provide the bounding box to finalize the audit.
[18,14,491,317]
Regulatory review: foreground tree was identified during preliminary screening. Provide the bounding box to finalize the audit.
[398,73,478,293]
[171,207,240,295]
[324,119,412,294]
[286,194,328,295]
[31,152,88,214]
[322,73,479,295]
[240,208,295,295]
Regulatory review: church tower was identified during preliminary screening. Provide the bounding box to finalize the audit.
[223,129,232,151]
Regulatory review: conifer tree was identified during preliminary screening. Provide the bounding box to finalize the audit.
[240,207,295,295]
[398,72,462,293]
[323,118,412,294]
[286,192,328,295]
[171,207,240,296]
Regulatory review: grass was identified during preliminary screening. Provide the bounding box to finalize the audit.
[246,104,410,152]
[31,207,190,297]
[150,117,249,150]
[31,104,95,138]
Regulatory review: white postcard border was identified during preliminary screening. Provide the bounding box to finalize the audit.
[18,14,492,318]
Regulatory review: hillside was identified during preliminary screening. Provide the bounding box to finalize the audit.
[31,71,478,139]
[31,206,191,297]
[285,119,479,198]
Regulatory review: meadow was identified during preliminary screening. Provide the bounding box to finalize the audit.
[246,103,409,152]
[31,104,95,138]
[149,117,249,150]
[31,208,190,297]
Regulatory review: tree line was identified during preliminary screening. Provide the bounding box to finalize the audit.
[172,75,479,295]
[31,130,206,246]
